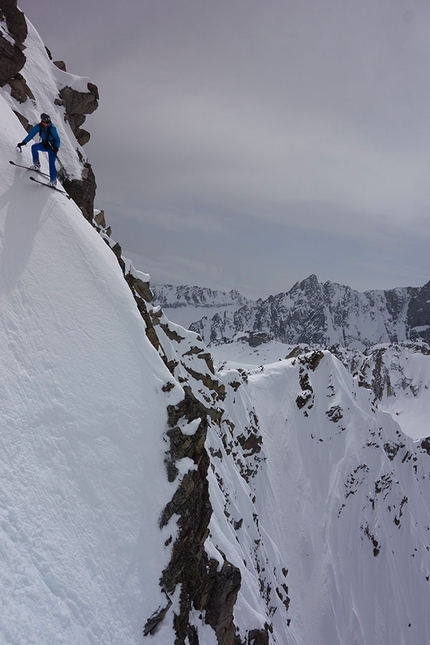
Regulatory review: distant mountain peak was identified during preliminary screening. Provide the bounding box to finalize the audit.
[158,277,429,349]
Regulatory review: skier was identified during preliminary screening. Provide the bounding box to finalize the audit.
[17,113,60,186]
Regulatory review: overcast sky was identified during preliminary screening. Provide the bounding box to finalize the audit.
[18,0,430,298]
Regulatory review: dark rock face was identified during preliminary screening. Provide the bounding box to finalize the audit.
[0,38,26,86]
[408,281,430,344]
[57,83,99,146]
[8,72,34,102]
[144,390,244,645]
[0,0,27,87]
[0,0,27,43]
[62,162,97,222]
[55,84,99,218]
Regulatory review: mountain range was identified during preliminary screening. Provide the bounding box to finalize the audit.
[1,3,430,645]
[153,274,430,349]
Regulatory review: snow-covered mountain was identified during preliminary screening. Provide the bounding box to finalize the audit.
[1,3,430,645]
[151,284,249,331]
[154,275,430,350]
[153,285,248,309]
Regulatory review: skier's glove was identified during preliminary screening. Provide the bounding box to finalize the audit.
[52,147,58,156]
[17,142,26,150]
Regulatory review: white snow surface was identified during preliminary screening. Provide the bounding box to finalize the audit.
[0,47,182,644]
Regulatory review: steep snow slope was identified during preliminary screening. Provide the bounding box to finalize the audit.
[0,92,184,644]
[210,351,430,644]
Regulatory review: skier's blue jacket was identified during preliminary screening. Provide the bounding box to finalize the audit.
[22,123,60,153]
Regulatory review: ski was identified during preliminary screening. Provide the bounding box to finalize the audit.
[29,176,71,199]
[9,159,50,178]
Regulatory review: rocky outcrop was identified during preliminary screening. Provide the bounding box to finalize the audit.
[62,161,97,222]
[55,80,99,220]
[408,280,430,344]
[56,82,99,146]
[0,0,27,87]
[0,0,27,43]
[149,390,242,645]
[8,72,34,103]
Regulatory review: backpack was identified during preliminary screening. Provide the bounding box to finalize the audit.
[39,123,55,151]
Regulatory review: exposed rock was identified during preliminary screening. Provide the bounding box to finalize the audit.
[125,272,153,303]
[247,628,270,645]
[53,60,66,71]
[184,365,226,399]
[0,37,25,86]
[152,390,244,644]
[408,280,430,344]
[201,557,242,645]
[0,0,27,87]
[0,0,27,44]
[93,209,106,228]
[8,72,34,102]
[13,109,29,130]
[101,238,161,352]
[236,332,272,347]
[186,275,430,349]
[59,82,99,115]
[58,82,99,146]
[421,438,430,456]
[160,322,185,342]
[61,162,97,222]
[143,596,173,636]
[0,4,98,221]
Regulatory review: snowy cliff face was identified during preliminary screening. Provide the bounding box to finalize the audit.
[2,5,430,645]
[144,314,430,644]
[163,274,430,349]
[213,349,430,644]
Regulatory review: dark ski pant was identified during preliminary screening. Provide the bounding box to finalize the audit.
[31,143,57,181]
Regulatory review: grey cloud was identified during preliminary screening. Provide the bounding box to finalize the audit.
[19,0,430,295]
